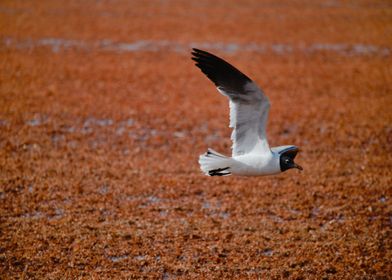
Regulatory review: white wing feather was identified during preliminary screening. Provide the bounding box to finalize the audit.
[192,48,271,157]
[220,82,270,156]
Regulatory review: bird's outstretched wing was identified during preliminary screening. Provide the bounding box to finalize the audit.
[191,48,270,156]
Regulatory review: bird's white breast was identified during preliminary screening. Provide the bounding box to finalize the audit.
[230,152,281,176]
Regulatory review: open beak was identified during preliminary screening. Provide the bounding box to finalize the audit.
[294,163,303,171]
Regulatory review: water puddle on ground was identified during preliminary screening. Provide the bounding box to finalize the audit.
[2,37,390,56]
[108,255,129,263]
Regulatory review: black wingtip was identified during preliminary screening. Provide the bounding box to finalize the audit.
[191,48,200,57]
[191,48,218,61]
[190,48,252,93]
[191,48,205,54]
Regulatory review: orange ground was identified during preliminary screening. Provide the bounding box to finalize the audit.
[1,1,391,279]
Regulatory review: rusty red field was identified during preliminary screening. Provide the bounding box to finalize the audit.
[1,1,391,279]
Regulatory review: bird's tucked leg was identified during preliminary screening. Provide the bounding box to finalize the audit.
[208,167,231,176]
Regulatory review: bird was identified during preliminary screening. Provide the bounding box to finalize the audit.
[191,48,302,177]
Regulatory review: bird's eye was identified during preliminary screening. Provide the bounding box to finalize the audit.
[285,159,290,164]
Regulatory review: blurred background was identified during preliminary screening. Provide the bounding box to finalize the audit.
[1,0,391,278]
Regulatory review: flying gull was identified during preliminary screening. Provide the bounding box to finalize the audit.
[191,48,303,176]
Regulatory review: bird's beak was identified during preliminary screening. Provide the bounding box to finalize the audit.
[294,163,303,171]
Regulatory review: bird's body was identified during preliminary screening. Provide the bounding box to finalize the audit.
[229,152,281,176]
[191,48,302,177]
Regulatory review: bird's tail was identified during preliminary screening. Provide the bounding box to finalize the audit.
[198,148,232,176]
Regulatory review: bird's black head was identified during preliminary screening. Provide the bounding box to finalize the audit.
[279,149,303,172]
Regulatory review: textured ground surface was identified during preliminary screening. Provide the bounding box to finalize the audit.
[1,0,392,279]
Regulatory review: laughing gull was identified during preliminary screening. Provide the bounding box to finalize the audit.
[191,48,302,176]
